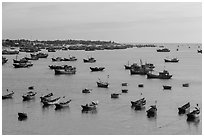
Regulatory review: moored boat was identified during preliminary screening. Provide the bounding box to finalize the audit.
[122,89,128,93]
[13,58,28,63]
[2,57,8,64]
[90,67,105,72]
[2,50,19,55]
[187,104,200,121]
[22,91,37,101]
[157,48,170,52]
[96,79,109,88]
[13,62,33,68]
[18,112,27,120]
[197,49,202,53]
[2,90,14,99]
[178,102,190,114]
[164,58,179,63]
[54,66,76,75]
[182,83,189,87]
[146,105,157,118]
[111,93,121,98]
[63,56,77,61]
[147,70,172,79]
[131,98,146,110]
[81,101,98,111]
[42,97,61,106]
[40,93,53,102]
[52,57,63,62]
[163,85,172,90]
[83,57,96,63]
[82,88,92,93]
[55,99,72,109]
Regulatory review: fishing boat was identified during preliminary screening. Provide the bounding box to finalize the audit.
[147,70,172,79]
[2,90,14,99]
[28,86,34,90]
[22,91,37,101]
[81,101,98,111]
[130,60,153,75]
[124,61,131,69]
[2,57,8,64]
[32,52,48,58]
[131,98,146,110]
[178,102,190,114]
[63,56,77,61]
[121,89,128,93]
[42,97,61,106]
[122,83,128,86]
[24,55,39,60]
[164,58,179,63]
[18,112,27,120]
[187,104,200,121]
[138,84,144,87]
[13,62,33,68]
[2,50,19,55]
[90,67,105,72]
[163,85,172,90]
[82,88,92,93]
[49,65,70,70]
[83,57,96,63]
[52,57,63,62]
[40,93,53,102]
[182,83,189,87]
[157,48,170,52]
[111,93,121,98]
[96,78,109,88]
[54,66,76,75]
[13,58,28,63]
[55,99,72,109]
[197,49,202,53]
[146,105,157,117]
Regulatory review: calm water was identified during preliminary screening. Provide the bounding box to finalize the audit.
[2,43,202,135]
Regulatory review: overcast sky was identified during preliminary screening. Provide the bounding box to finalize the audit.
[2,2,202,43]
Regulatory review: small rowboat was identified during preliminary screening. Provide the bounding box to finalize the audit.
[131,98,146,110]
[82,88,92,93]
[18,112,27,120]
[90,67,105,72]
[138,84,144,88]
[122,89,128,93]
[187,106,200,121]
[178,102,190,114]
[40,93,53,102]
[22,91,37,101]
[146,105,157,118]
[163,85,172,90]
[182,83,189,87]
[97,81,109,88]
[81,101,98,111]
[111,93,121,98]
[55,99,72,109]
[42,97,61,106]
[2,91,14,99]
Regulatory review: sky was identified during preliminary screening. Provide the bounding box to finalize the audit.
[2,2,202,43]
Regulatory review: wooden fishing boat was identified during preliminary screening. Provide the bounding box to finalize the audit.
[197,49,202,53]
[18,112,27,120]
[55,99,72,109]
[52,57,63,62]
[187,105,200,121]
[54,67,76,75]
[147,70,172,79]
[40,93,53,102]
[131,98,146,110]
[164,58,179,63]
[122,89,128,93]
[33,53,48,58]
[163,85,172,90]
[2,57,8,64]
[96,81,109,88]
[83,57,96,63]
[13,58,28,63]
[82,88,92,93]
[63,56,77,61]
[122,83,128,86]
[2,91,14,99]
[146,105,157,117]
[178,102,190,114]
[111,93,121,98]
[81,101,98,111]
[13,62,33,68]
[2,50,19,55]
[138,84,144,87]
[157,48,170,52]
[90,67,105,72]
[42,97,61,106]
[22,91,37,101]
[182,83,189,87]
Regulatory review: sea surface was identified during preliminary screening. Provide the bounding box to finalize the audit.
[2,43,202,135]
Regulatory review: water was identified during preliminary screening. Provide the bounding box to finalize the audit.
[2,43,202,135]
